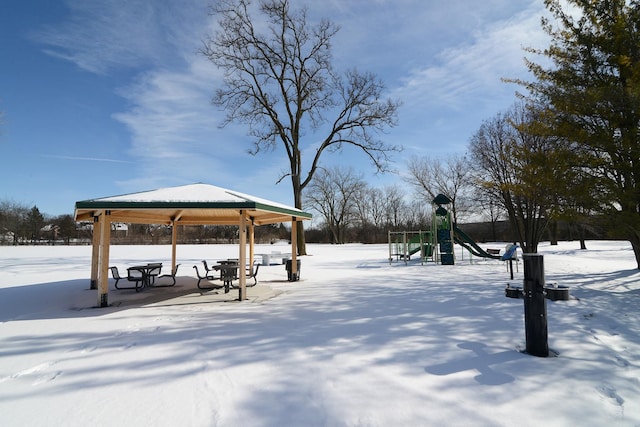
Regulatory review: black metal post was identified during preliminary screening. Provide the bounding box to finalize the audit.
[522,254,548,357]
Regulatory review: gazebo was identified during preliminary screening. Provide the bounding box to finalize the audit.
[74,183,312,307]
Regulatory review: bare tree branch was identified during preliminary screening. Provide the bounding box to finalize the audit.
[201,0,401,253]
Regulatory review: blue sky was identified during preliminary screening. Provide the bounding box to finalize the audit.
[0,0,550,216]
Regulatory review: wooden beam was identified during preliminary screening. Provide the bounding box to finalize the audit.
[173,210,185,222]
[75,211,95,222]
[253,213,294,223]
[176,213,245,225]
[106,212,172,224]
[176,219,241,226]
[75,207,312,227]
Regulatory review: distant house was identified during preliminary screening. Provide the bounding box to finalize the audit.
[41,224,60,233]
[112,222,128,237]
[112,223,128,231]
[75,222,128,232]
[40,224,60,241]
[76,222,94,232]
[1,229,15,245]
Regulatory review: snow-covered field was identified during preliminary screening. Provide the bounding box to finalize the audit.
[1,240,639,426]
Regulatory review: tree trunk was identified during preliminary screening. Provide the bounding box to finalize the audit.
[630,233,640,270]
[296,221,307,255]
[292,175,307,255]
[329,225,339,244]
[578,223,587,250]
[548,220,558,245]
[491,219,497,242]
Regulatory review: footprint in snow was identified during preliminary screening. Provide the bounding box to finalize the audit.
[121,342,137,350]
[596,384,624,406]
[32,371,62,385]
[11,361,55,378]
[70,344,97,354]
[114,325,141,336]
[614,354,629,368]
[1,361,61,385]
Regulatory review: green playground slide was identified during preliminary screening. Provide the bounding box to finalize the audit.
[453,225,501,259]
[407,234,424,256]
[407,246,422,256]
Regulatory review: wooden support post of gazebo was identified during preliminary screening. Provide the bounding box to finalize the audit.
[291,218,298,278]
[249,216,255,273]
[97,211,111,308]
[90,215,100,290]
[171,220,178,273]
[238,210,247,301]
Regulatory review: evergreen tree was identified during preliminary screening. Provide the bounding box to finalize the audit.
[512,0,640,267]
[25,206,44,243]
[55,214,77,245]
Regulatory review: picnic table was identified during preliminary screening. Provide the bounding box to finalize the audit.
[217,260,238,293]
[128,263,162,290]
[256,252,292,265]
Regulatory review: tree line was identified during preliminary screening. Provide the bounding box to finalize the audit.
[302,157,605,247]
[0,201,76,245]
[0,200,294,246]
[199,0,640,268]
[3,1,639,269]
[307,0,640,271]
[335,1,639,267]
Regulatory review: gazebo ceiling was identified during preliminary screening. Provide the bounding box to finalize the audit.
[74,183,312,226]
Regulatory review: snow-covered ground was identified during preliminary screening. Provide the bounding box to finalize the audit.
[1,240,639,426]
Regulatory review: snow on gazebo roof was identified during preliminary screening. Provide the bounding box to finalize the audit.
[74,183,312,226]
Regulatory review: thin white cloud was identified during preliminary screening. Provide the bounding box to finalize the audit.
[31,0,210,74]
[43,154,132,163]
[30,0,553,199]
[110,53,238,173]
[107,3,305,195]
[394,1,550,112]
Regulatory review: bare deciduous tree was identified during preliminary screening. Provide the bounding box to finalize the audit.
[201,0,401,254]
[0,200,29,245]
[304,167,366,244]
[469,103,562,253]
[406,153,473,224]
[473,190,505,241]
[351,186,390,242]
[382,185,406,230]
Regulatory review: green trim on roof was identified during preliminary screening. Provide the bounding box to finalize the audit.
[252,202,312,219]
[74,200,312,220]
[74,183,313,221]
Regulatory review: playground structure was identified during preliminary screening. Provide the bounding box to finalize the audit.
[388,193,508,266]
[388,230,434,264]
[453,226,502,260]
[433,194,455,264]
